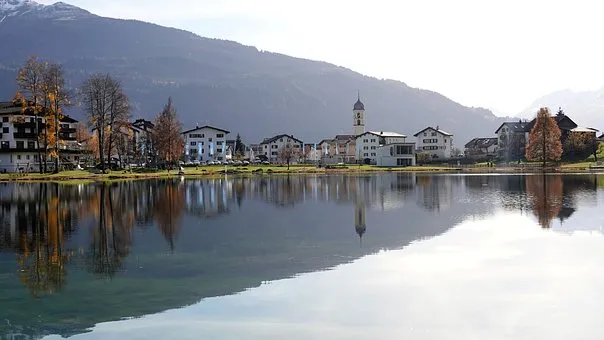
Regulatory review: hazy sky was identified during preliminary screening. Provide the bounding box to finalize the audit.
[37,0,604,115]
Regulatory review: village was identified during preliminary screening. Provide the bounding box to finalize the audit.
[1,91,603,174]
[1,57,604,174]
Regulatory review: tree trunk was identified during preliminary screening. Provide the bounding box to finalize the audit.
[54,111,59,173]
[542,119,546,168]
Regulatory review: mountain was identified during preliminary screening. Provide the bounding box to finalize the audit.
[0,0,505,145]
[521,88,604,130]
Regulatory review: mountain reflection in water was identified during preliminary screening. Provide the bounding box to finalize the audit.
[0,173,602,338]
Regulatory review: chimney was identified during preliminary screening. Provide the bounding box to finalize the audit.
[436,125,439,131]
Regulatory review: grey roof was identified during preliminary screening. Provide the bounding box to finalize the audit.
[413,126,453,137]
[182,125,230,135]
[260,134,303,145]
[0,101,78,123]
[464,137,498,149]
[495,121,529,134]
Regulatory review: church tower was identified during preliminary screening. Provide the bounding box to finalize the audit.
[353,92,365,136]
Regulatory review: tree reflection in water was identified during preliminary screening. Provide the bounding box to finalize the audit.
[154,179,185,251]
[526,175,564,228]
[16,184,70,297]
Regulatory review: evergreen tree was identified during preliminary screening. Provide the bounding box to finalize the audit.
[234,134,245,157]
[525,107,563,167]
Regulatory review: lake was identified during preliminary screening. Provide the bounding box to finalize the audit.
[1,173,604,339]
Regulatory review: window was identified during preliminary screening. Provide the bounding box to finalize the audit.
[2,127,8,133]
[209,138,212,142]
[16,141,24,149]
[294,144,300,148]
[370,146,376,150]
[17,155,21,160]
[363,146,368,150]
[363,139,368,143]
[29,117,35,123]
[27,141,35,149]
[371,139,376,142]
[190,141,197,146]
[217,148,223,153]
[397,158,412,166]
[26,155,30,160]
[217,141,223,146]
[2,117,7,122]
[201,149,205,154]
[357,119,361,126]
[395,145,412,155]
[423,133,427,136]
[272,151,278,156]
[371,153,376,156]
[190,149,198,154]
[431,132,437,136]
[217,133,224,138]
[364,153,369,157]
[0,141,8,149]
[34,154,38,161]
[272,145,278,149]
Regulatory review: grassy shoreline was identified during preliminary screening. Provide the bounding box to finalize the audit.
[1,163,603,183]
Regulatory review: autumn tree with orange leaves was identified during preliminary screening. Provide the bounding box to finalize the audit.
[153,97,184,170]
[525,107,562,167]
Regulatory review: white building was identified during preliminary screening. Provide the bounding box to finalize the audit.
[375,143,416,167]
[183,125,230,162]
[413,126,454,159]
[0,101,83,173]
[259,134,303,162]
[355,131,407,164]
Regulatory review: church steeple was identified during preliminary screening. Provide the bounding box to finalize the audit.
[353,92,365,136]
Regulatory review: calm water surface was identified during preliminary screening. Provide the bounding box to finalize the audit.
[1,174,604,339]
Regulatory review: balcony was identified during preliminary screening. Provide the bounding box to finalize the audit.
[59,134,77,141]
[59,127,76,134]
[13,132,37,139]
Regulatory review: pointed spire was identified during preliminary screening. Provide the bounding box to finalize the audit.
[357,90,360,101]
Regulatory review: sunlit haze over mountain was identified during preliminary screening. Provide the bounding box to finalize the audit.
[33,0,604,116]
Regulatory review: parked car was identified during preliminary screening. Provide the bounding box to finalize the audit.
[243,160,250,166]
[262,160,270,165]
[234,160,243,166]
[207,161,215,165]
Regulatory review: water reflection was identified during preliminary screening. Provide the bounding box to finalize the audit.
[0,173,602,339]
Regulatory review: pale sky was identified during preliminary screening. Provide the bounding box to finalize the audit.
[38,0,604,115]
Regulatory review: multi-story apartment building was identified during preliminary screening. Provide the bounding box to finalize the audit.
[259,134,303,162]
[182,125,230,162]
[0,101,83,173]
[355,131,407,164]
[414,126,454,159]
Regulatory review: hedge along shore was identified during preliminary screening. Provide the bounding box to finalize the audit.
[0,164,603,184]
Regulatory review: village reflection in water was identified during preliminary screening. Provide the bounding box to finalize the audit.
[1,174,602,295]
[0,174,603,339]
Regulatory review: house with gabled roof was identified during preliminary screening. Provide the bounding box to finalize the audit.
[464,137,498,157]
[413,126,454,159]
[182,124,230,162]
[259,134,303,162]
[0,100,84,173]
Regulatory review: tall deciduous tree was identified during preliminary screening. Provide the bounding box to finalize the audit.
[16,56,46,173]
[43,62,72,172]
[153,97,184,170]
[525,107,562,167]
[80,73,129,170]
